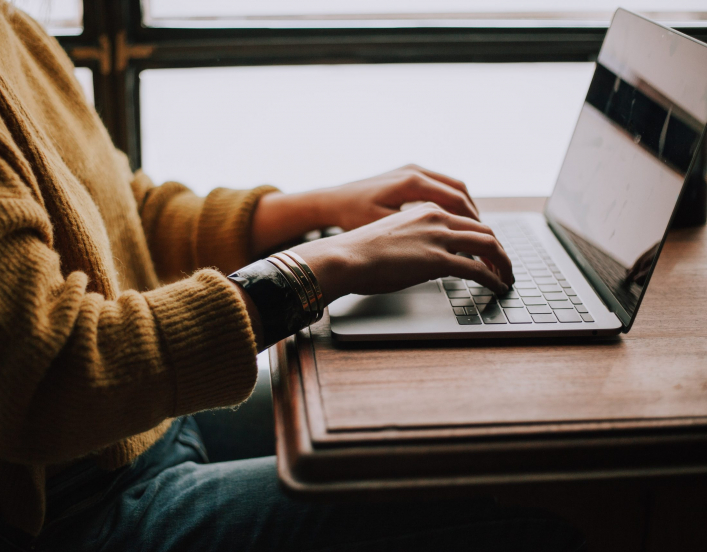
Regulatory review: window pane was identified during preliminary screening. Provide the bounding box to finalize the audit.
[140,63,593,198]
[143,0,707,28]
[73,67,93,106]
[14,0,82,35]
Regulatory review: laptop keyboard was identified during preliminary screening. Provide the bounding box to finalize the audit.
[444,221,594,326]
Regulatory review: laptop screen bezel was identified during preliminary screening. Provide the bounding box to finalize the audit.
[543,8,707,332]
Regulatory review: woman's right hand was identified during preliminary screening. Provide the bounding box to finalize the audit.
[291,202,514,306]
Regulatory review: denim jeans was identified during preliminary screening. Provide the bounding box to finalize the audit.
[1,381,586,552]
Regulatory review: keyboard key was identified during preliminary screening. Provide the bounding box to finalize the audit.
[499,299,524,308]
[549,300,574,309]
[530,270,552,277]
[569,296,583,305]
[514,275,533,282]
[443,281,467,290]
[534,277,556,285]
[575,304,589,313]
[470,287,494,296]
[543,292,566,301]
[518,289,541,297]
[515,281,537,289]
[497,290,519,299]
[527,305,552,314]
[474,296,496,305]
[564,287,577,296]
[555,309,582,323]
[457,315,482,325]
[479,303,507,324]
[504,308,532,323]
[522,297,548,306]
[539,284,562,293]
[450,298,475,307]
[465,306,478,315]
[546,263,559,271]
[558,280,572,288]
[453,307,467,316]
[581,313,595,322]
[531,313,557,323]
[446,290,470,298]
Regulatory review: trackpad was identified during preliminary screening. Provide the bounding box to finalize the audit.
[329,281,443,320]
[391,281,441,294]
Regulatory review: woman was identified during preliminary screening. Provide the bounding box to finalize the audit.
[0,3,584,551]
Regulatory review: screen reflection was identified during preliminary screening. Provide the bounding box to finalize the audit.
[546,9,707,319]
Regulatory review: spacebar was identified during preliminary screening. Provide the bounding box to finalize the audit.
[480,304,507,324]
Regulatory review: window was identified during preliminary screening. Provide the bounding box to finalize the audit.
[143,0,707,28]
[14,0,82,35]
[141,63,593,197]
[49,1,707,197]
[73,67,94,105]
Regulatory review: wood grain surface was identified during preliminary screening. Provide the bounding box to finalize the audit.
[296,197,707,437]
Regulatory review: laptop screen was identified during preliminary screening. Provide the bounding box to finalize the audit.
[545,9,707,326]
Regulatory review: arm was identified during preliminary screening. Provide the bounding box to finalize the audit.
[0,153,259,466]
[130,170,279,282]
[131,163,483,279]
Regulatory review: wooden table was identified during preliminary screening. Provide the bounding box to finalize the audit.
[270,197,707,551]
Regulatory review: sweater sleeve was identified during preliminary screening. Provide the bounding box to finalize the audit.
[130,169,279,283]
[0,154,260,466]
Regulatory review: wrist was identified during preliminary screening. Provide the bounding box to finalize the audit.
[251,191,328,256]
[290,236,353,305]
[306,187,341,229]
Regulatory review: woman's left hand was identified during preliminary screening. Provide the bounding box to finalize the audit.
[317,164,479,231]
[251,164,479,256]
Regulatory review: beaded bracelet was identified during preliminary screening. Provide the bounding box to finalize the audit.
[227,251,324,348]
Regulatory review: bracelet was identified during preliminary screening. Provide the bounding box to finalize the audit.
[270,252,322,323]
[268,252,324,323]
[266,255,313,325]
[282,250,324,318]
[227,253,324,348]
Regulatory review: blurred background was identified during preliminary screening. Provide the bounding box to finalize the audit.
[18,0,707,198]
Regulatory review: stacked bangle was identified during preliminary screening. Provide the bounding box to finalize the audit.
[227,250,324,348]
[269,251,324,324]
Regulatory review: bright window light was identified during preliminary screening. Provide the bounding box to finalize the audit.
[140,63,594,198]
[73,67,93,106]
[143,0,707,28]
[13,0,82,35]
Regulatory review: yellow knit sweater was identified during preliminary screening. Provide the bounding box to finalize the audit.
[0,4,278,536]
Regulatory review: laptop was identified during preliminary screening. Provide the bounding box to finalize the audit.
[329,8,707,341]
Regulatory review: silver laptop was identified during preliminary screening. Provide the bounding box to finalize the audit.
[329,9,707,341]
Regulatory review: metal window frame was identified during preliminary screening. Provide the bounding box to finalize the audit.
[58,0,707,173]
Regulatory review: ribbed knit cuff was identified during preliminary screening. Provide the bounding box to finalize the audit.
[144,268,258,415]
[196,185,280,270]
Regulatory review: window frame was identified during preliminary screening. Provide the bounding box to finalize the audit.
[57,0,707,171]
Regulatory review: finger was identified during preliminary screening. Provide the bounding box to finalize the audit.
[442,213,508,254]
[440,213,496,237]
[401,174,480,221]
[409,165,479,214]
[445,231,514,287]
[445,255,509,295]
